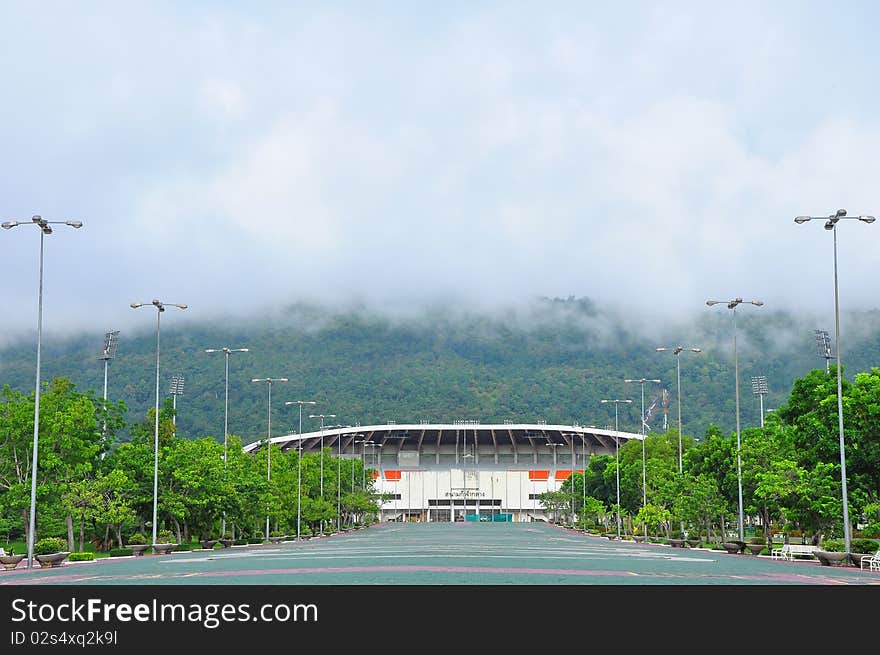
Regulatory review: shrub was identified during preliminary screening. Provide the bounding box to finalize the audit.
[126,532,148,545]
[156,530,176,544]
[850,538,880,554]
[750,536,766,545]
[821,539,845,552]
[247,537,264,544]
[270,530,285,537]
[109,548,133,557]
[34,537,67,555]
[234,539,248,546]
[173,544,192,552]
[68,552,95,562]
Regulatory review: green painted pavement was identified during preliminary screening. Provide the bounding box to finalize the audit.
[2,522,878,585]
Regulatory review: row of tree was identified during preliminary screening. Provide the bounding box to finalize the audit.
[2,364,879,550]
[541,366,880,544]
[0,379,381,550]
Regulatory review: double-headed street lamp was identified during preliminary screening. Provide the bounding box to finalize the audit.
[655,347,701,474]
[205,347,249,537]
[3,215,83,568]
[600,399,632,539]
[309,413,336,535]
[131,299,187,547]
[252,377,288,540]
[624,378,661,510]
[795,208,875,554]
[285,400,317,541]
[706,297,763,542]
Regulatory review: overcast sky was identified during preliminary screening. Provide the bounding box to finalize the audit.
[1,2,878,344]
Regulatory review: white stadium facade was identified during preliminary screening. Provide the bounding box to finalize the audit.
[244,423,642,522]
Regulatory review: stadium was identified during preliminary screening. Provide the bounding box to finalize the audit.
[243,423,642,522]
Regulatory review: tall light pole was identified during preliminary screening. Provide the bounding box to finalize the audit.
[545,441,561,523]
[795,208,875,554]
[205,347,249,537]
[655,346,701,474]
[252,377,289,540]
[750,375,769,428]
[600,399,632,539]
[624,377,661,510]
[707,297,763,542]
[99,331,120,407]
[3,215,82,568]
[131,299,187,546]
[168,375,184,428]
[815,329,833,374]
[309,413,335,535]
[285,400,316,541]
[98,330,120,454]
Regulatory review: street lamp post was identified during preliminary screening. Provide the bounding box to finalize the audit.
[3,215,83,568]
[285,401,317,541]
[795,208,875,554]
[707,297,763,542]
[624,378,661,511]
[205,347,249,537]
[750,375,769,428]
[655,347,701,474]
[309,413,336,535]
[131,300,187,547]
[600,399,632,539]
[252,377,289,541]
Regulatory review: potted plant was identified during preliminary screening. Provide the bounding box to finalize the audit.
[0,546,25,570]
[152,529,178,555]
[847,538,879,567]
[720,540,745,554]
[268,531,287,544]
[815,539,849,566]
[745,536,765,555]
[125,532,151,556]
[34,537,71,568]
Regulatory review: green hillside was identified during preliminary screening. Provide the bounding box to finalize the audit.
[2,297,878,445]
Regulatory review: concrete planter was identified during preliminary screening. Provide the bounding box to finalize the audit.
[745,544,765,555]
[0,554,26,570]
[126,544,150,556]
[35,552,71,568]
[151,543,177,555]
[815,550,849,566]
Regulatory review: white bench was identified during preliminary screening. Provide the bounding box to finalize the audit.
[771,544,819,561]
[860,551,880,571]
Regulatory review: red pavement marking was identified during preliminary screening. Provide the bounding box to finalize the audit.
[1,565,863,584]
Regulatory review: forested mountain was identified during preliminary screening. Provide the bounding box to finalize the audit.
[2,297,879,446]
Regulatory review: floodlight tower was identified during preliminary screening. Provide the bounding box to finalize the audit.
[98,330,119,451]
[99,330,120,403]
[750,375,769,428]
[815,329,833,374]
[169,375,185,427]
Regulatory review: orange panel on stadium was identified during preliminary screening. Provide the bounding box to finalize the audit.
[555,470,572,480]
[528,470,549,481]
[384,470,402,481]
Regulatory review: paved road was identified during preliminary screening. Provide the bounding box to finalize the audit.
[2,522,877,585]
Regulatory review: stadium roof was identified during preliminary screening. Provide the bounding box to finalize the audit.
[243,423,642,456]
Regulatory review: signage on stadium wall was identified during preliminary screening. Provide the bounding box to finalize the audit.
[445,488,487,498]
